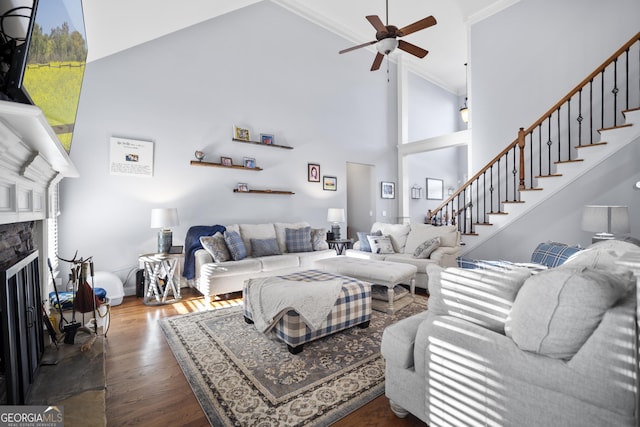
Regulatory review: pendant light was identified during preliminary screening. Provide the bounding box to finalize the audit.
[460,63,469,123]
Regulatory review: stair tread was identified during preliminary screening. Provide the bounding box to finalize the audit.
[576,142,607,149]
[519,187,543,191]
[487,211,508,215]
[597,123,633,133]
[555,159,584,164]
[473,222,493,226]
[502,200,524,204]
[535,174,562,178]
[622,107,640,115]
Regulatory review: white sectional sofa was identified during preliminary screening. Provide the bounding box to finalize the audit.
[192,222,336,299]
[345,222,461,290]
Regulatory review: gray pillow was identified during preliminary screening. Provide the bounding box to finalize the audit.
[250,238,281,257]
[426,263,531,334]
[200,232,231,263]
[507,266,633,359]
[413,237,440,258]
[224,230,247,261]
[311,228,329,251]
[285,226,313,252]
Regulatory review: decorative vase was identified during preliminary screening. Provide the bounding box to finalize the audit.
[194,150,205,161]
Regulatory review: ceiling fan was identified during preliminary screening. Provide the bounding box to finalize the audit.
[339,0,437,71]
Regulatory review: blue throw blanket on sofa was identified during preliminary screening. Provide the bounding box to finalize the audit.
[183,225,226,280]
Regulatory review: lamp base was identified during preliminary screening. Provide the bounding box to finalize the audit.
[331,224,341,240]
[158,229,172,253]
[592,233,615,244]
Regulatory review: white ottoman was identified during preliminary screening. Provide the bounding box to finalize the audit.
[315,257,417,314]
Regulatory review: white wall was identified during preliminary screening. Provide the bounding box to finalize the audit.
[466,0,640,260]
[59,2,401,288]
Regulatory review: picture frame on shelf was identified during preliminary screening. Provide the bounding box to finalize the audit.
[308,163,320,182]
[243,157,256,168]
[260,134,274,145]
[426,178,444,200]
[234,126,250,141]
[381,181,395,199]
[237,183,249,192]
[221,156,232,166]
[323,175,337,191]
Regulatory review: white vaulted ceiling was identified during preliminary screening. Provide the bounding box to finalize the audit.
[82,0,516,94]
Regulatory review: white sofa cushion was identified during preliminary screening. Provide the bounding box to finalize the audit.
[239,223,277,257]
[427,263,532,334]
[507,266,634,359]
[404,224,458,254]
[258,254,299,272]
[560,239,640,272]
[371,222,411,253]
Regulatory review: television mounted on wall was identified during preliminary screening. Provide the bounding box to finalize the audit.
[0,0,88,152]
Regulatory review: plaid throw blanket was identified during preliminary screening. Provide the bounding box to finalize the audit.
[245,276,343,333]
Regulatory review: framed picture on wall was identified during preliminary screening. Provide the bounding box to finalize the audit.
[381,181,395,199]
[426,178,444,200]
[323,176,337,191]
[308,163,320,182]
[234,126,250,141]
[260,134,274,145]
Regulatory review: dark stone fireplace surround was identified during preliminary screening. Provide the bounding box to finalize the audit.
[0,221,35,267]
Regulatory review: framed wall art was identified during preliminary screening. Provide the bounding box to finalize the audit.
[323,176,337,191]
[234,126,250,141]
[426,178,444,200]
[308,163,320,182]
[260,134,274,145]
[243,157,256,168]
[381,181,395,199]
[221,156,232,166]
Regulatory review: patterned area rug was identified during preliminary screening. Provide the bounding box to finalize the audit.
[160,295,428,426]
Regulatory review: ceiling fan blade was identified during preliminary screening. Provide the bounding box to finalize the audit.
[398,40,428,58]
[397,15,437,37]
[370,53,384,71]
[366,15,387,34]
[339,40,377,54]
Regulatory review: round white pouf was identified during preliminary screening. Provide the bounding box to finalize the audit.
[93,271,124,306]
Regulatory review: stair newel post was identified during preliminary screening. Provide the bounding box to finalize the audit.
[518,127,526,190]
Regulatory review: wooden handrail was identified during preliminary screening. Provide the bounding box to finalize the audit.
[430,32,640,220]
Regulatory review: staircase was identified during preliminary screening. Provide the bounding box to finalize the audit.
[430,32,640,254]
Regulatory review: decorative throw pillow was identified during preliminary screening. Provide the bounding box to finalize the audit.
[311,228,329,251]
[506,266,633,359]
[367,235,395,254]
[224,230,247,261]
[426,263,532,334]
[250,238,281,257]
[200,232,231,263]
[357,230,382,252]
[285,226,313,253]
[413,237,440,259]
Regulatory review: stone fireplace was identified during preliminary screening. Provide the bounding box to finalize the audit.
[0,100,78,403]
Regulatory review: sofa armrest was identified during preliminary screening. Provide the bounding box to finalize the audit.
[194,248,213,278]
[429,246,460,268]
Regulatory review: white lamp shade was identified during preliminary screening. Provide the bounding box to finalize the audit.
[150,208,179,229]
[327,208,345,223]
[581,205,629,234]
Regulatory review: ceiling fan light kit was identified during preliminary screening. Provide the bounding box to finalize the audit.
[339,0,437,72]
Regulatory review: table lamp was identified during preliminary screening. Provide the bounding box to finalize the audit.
[327,208,345,240]
[150,208,179,253]
[581,205,629,243]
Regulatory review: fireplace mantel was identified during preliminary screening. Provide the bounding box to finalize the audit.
[0,100,78,225]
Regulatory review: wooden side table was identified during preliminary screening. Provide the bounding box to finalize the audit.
[327,239,353,255]
[138,253,183,305]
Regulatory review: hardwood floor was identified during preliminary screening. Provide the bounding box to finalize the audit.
[105,288,427,426]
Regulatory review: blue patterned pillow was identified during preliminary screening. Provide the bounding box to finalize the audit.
[357,230,382,252]
[200,232,231,263]
[224,230,247,261]
[285,226,313,253]
[531,242,581,268]
[251,238,281,257]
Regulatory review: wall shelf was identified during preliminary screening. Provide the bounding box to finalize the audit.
[190,160,263,171]
[232,138,293,150]
[233,189,294,195]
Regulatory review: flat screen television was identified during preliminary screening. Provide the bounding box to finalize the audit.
[0,0,88,152]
